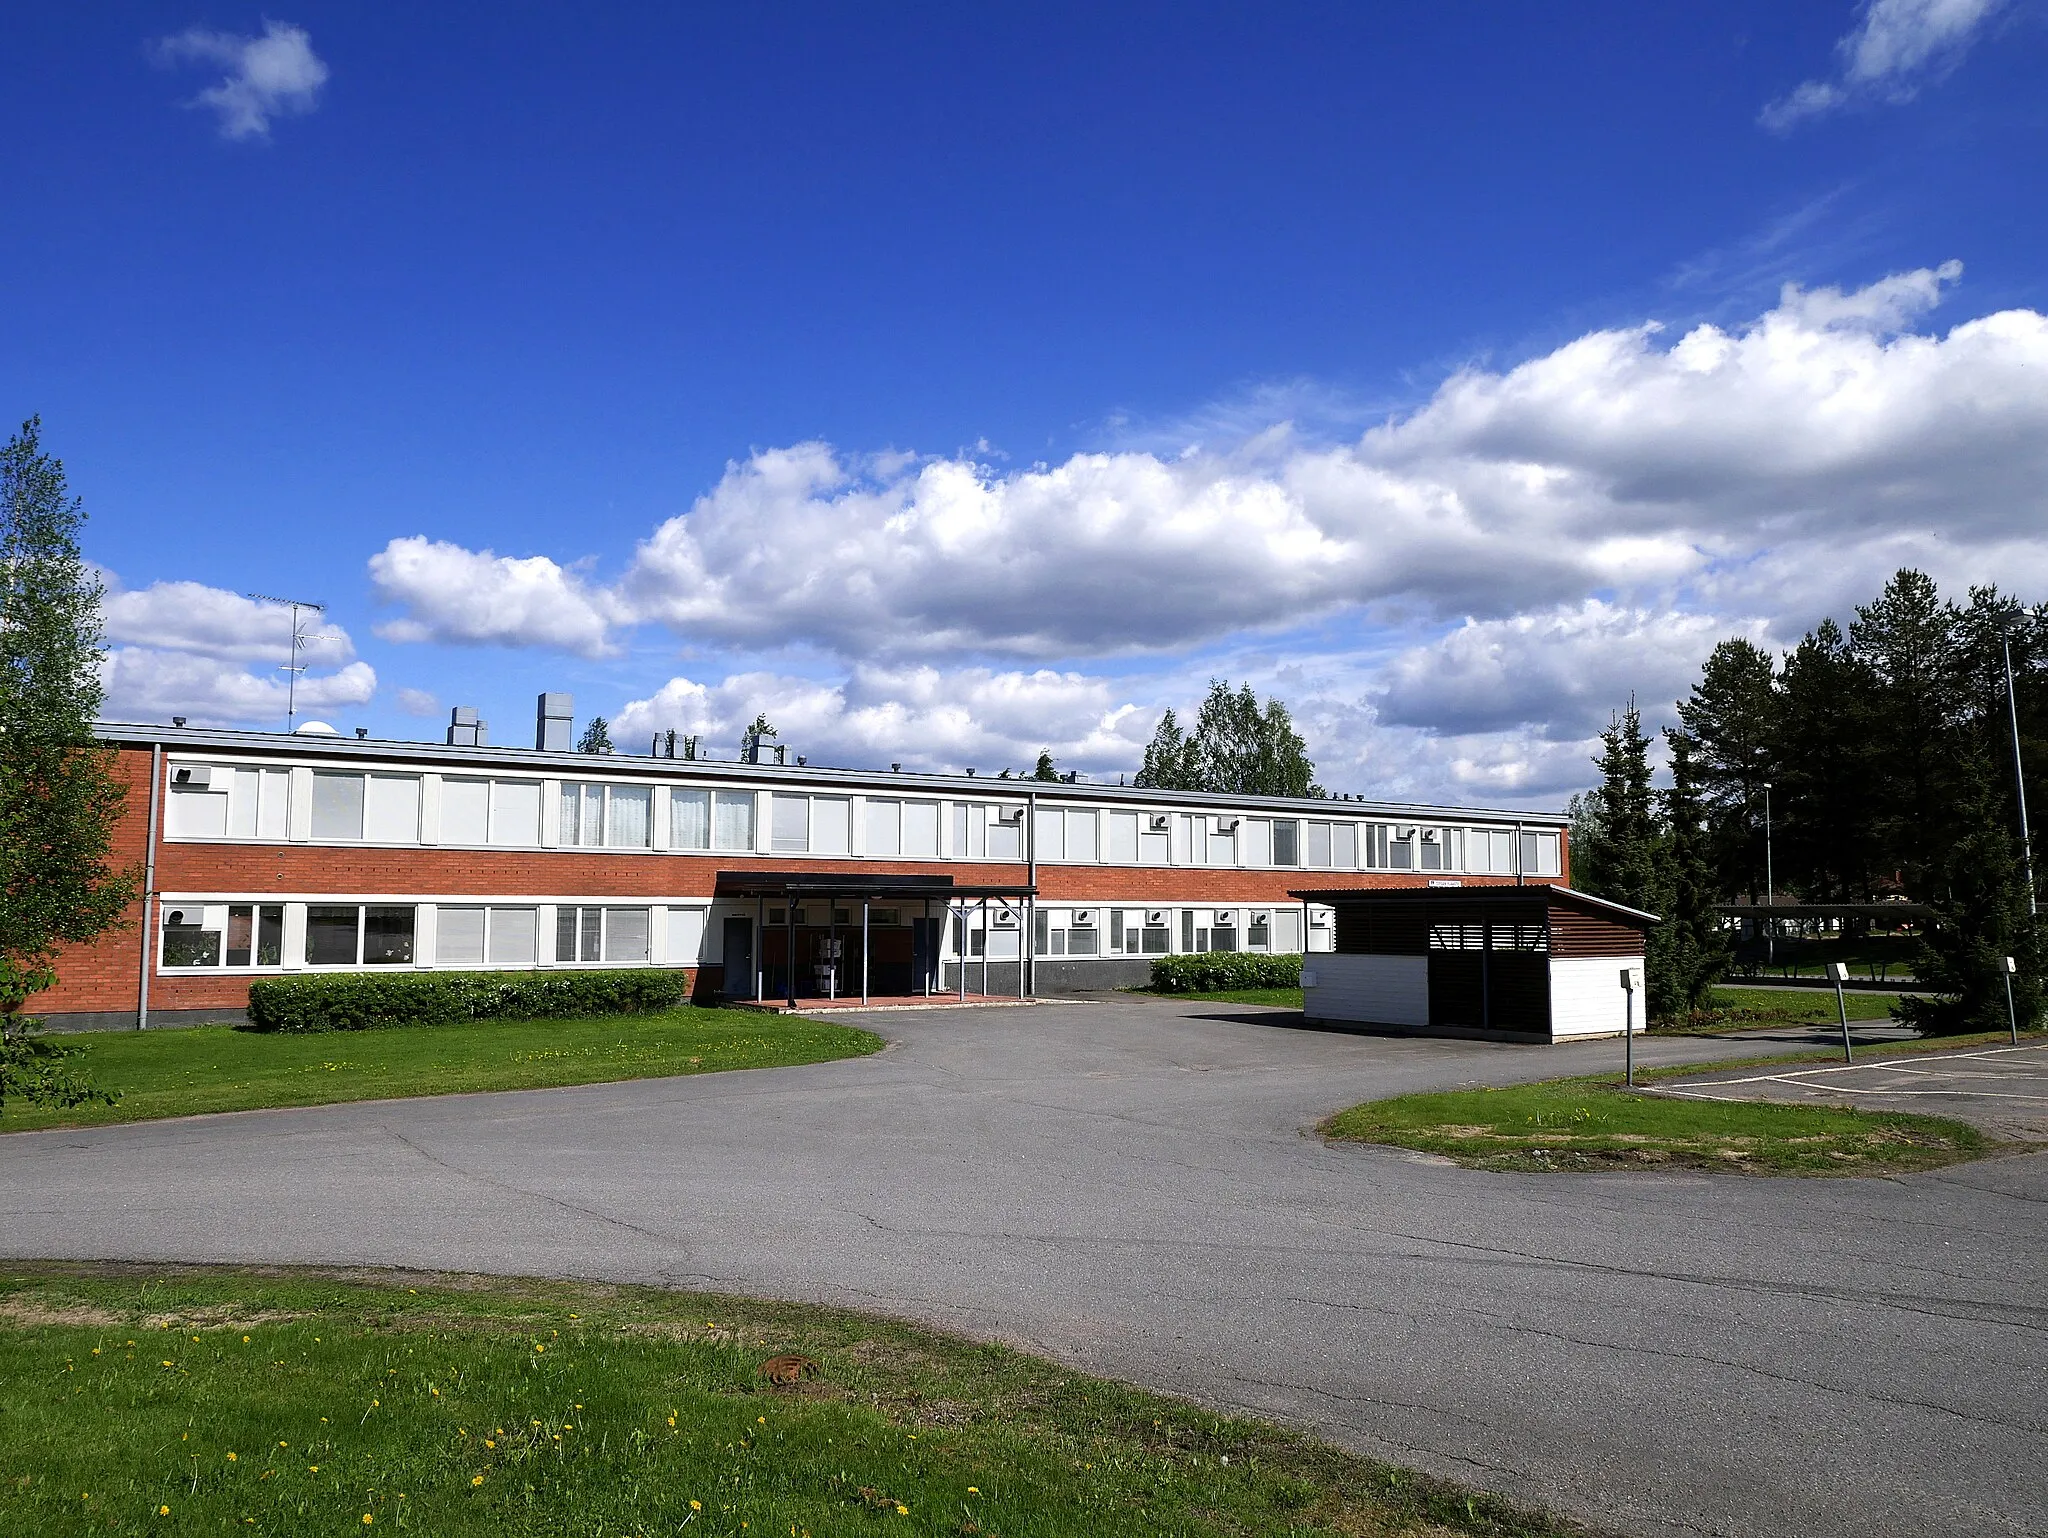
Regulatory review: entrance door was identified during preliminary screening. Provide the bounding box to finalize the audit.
[910,917,943,994]
[722,915,754,999]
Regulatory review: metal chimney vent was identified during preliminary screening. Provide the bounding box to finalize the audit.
[447,706,488,747]
[536,692,573,752]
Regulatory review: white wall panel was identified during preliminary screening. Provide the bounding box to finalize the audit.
[1549,956,1642,1039]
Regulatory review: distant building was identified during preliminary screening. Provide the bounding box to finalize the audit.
[43,707,1569,1028]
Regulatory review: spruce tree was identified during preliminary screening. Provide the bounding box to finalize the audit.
[1659,730,1730,1015]
[1676,638,1778,900]
[1031,751,1060,782]
[0,419,132,1112]
[1849,570,1961,893]
[1576,703,1674,1012]
[577,716,614,754]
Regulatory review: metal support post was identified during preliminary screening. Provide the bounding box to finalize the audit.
[957,905,967,1002]
[861,898,870,1007]
[2005,956,2021,1045]
[980,897,990,998]
[756,896,765,1002]
[1620,966,1638,1087]
[1828,961,1853,1063]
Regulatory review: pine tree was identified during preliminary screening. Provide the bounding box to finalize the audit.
[1773,619,1875,900]
[0,419,132,1112]
[1849,570,1961,894]
[1659,730,1730,1016]
[1898,743,2043,1035]
[1031,751,1060,782]
[1676,638,1778,900]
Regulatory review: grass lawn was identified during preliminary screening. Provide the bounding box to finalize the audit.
[0,1264,1589,1538]
[1322,1076,1987,1175]
[1661,986,1902,1032]
[0,1008,881,1135]
[1141,986,1305,1008]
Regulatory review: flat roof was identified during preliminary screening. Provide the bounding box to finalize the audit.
[93,718,1571,828]
[1289,882,1660,927]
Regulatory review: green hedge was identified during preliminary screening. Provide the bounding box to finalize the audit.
[246,968,693,1033]
[1148,952,1304,994]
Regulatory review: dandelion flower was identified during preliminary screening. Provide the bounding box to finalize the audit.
[757,1417,765,1425]
[534,1344,545,1353]
[226,1451,237,1461]
[471,1475,485,1487]
[967,1487,980,1494]
[159,1505,170,1516]
[483,1440,495,1449]
[691,1500,702,1511]
[896,1504,909,1516]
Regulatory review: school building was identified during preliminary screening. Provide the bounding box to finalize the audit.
[41,703,1570,1029]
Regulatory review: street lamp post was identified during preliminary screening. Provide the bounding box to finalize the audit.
[2002,632,2037,919]
[1762,781,1776,973]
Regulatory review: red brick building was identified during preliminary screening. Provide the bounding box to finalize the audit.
[44,718,1568,1028]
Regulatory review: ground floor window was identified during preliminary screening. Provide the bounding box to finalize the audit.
[306,905,416,966]
[555,906,651,964]
[160,903,285,969]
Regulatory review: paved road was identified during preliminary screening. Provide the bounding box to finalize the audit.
[3,999,2044,1538]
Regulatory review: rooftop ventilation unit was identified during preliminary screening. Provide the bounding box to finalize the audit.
[536,693,573,752]
[447,706,488,748]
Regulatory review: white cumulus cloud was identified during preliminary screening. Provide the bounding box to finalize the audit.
[153,19,328,141]
[369,263,2048,672]
[1761,0,2007,129]
[97,576,374,727]
[368,537,620,657]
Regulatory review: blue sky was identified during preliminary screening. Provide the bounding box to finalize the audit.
[6,2,2046,804]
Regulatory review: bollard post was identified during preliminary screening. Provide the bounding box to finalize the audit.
[1619,965,1640,1087]
[2004,956,2020,1046]
[1827,960,1853,1063]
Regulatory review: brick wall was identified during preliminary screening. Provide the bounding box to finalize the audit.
[41,742,1570,1018]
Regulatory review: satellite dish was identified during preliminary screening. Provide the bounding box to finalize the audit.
[293,720,341,735]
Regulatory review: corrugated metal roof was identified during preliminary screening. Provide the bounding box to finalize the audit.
[1287,882,1659,926]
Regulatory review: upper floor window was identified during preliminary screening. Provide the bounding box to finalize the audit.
[311,772,420,842]
[559,782,651,848]
[442,777,543,846]
[671,789,757,852]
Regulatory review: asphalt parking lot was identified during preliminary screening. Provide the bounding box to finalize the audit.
[1656,1041,2048,1139]
[2,997,2043,1538]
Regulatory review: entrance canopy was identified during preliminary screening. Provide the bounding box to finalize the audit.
[714,872,1037,1007]
[714,871,1036,902]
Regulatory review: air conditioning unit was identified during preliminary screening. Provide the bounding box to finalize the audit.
[171,765,213,789]
[1421,828,1440,843]
[995,807,1025,824]
[1071,908,1097,927]
[1213,909,1238,926]
[1397,825,1417,839]
[993,907,1019,927]
[1147,814,1171,833]
[1212,816,1240,833]
[1144,909,1169,927]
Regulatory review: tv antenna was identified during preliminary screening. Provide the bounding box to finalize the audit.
[247,594,340,732]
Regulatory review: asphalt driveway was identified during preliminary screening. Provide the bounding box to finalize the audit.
[1656,1041,2048,1139]
[2,998,2043,1538]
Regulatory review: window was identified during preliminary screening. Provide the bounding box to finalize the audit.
[166,782,229,838]
[811,797,850,855]
[1066,917,1099,955]
[903,800,939,856]
[160,906,221,967]
[225,904,284,966]
[306,905,416,966]
[492,780,542,844]
[1110,910,1125,953]
[713,791,755,851]
[865,799,901,856]
[1105,812,1138,863]
[1273,819,1302,867]
[1248,913,1272,950]
[1065,810,1097,863]
[1240,819,1269,866]
[671,789,711,850]
[437,906,487,965]
[556,906,648,964]
[1139,820,1169,865]
[487,907,538,965]
[310,772,365,840]
[1523,831,1562,877]
[1421,831,1444,871]
[1207,821,1236,866]
[443,778,491,843]
[1305,821,1330,867]
[988,809,1021,860]
[952,803,985,859]
[1034,807,1063,861]
[772,794,809,852]
[1332,822,1357,869]
[1142,921,1170,954]
[364,775,421,842]
[1172,815,1194,865]
[1210,912,1238,952]
[560,783,651,848]
[1273,909,1301,953]
[226,768,291,839]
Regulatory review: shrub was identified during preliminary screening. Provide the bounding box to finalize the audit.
[246,968,692,1033]
[1149,952,1303,993]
